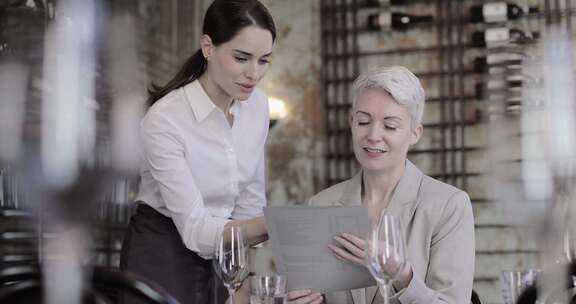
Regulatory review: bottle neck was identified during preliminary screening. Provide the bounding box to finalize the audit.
[392,12,434,29]
[370,12,433,31]
[528,6,540,14]
[372,0,407,5]
[474,53,524,72]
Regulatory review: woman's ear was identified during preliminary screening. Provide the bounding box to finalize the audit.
[200,34,214,60]
[349,111,354,127]
[410,124,423,145]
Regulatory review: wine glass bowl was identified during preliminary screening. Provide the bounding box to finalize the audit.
[364,214,406,303]
[213,225,249,304]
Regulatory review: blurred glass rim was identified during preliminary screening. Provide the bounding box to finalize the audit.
[249,274,287,295]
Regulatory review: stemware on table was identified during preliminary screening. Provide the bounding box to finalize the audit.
[364,214,406,304]
[213,225,249,304]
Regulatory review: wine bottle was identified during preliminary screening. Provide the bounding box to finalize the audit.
[366,0,413,6]
[470,2,539,23]
[491,74,524,89]
[476,94,545,117]
[367,12,434,31]
[471,27,539,48]
[473,53,524,73]
[506,96,546,112]
[475,77,524,100]
[478,96,521,116]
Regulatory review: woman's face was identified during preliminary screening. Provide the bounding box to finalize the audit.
[202,25,274,101]
[350,88,422,174]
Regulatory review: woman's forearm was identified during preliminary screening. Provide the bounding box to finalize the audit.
[226,216,268,246]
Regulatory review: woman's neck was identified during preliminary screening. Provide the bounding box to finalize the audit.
[198,74,234,114]
[361,163,405,222]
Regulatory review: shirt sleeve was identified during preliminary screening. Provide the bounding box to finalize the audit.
[394,191,475,304]
[232,148,266,219]
[231,91,269,220]
[141,112,229,258]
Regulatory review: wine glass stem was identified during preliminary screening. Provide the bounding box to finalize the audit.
[379,282,391,304]
[227,287,235,304]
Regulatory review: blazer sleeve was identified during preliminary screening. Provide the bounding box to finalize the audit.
[396,191,475,304]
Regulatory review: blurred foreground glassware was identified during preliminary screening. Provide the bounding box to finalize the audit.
[500,270,540,304]
[249,274,287,304]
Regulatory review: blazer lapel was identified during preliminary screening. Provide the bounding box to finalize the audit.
[337,171,363,207]
[365,285,378,304]
[351,288,366,304]
[384,160,424,226]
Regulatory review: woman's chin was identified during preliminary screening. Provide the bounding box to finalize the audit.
[234,95,250,101]
[233,91,253,101]
[360,163,390,173]
[361,158,404,173]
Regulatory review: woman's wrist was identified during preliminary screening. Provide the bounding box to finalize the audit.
[248,216,267,236]
[227,217,268,246]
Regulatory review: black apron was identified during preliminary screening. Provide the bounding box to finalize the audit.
[120,203,228,304]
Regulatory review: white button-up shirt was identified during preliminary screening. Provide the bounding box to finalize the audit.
[136,80,269,258]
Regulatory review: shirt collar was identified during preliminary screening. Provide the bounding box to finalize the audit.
[183,80,242,122]
[183,80,217,123]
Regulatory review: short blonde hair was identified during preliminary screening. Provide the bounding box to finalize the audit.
[352,66,425,129]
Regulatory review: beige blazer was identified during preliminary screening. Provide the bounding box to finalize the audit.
[308,160,475,304]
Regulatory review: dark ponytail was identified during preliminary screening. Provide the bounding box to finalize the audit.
[148,50,206,105]
[148,0,276,106]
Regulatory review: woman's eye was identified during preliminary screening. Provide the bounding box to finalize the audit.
[385,126,397,130]
[259,59,270,65]
[357,121,369,126]
[234,57,248,62]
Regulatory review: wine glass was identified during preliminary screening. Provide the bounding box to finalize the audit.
[562,218,576,263]
[213,225,249,304]
[249,274,287,304]
[364,214,406,304]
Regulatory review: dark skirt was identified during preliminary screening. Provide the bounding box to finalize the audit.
[120,203,227,304]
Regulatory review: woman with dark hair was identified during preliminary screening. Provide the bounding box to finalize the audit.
[120,1,276,304]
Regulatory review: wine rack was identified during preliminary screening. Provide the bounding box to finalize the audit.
[320,0,576,302]
[0,167,137,268]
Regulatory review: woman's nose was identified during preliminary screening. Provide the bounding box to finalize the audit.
[244,62,259,81]
[366,124,382,141]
